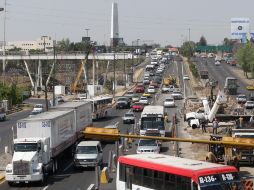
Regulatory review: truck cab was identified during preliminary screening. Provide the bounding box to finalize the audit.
[73,141,103,168]
[5,137,50,186]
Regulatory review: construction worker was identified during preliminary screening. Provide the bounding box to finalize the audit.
[212,118,219,134]
[201,120,207,133]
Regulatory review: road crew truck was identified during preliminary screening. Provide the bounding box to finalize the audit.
[5,101,92,185]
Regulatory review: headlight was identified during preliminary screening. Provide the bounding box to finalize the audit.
[33,168,41,173]
[6,169,12,173]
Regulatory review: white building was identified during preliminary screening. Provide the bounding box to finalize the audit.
[0,36,53,52]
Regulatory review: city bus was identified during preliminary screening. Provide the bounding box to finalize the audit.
[117,154,244,190]
[87,95,113,120]
[139,106,165,137]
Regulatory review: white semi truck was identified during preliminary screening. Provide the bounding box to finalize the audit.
[5,101,92,186]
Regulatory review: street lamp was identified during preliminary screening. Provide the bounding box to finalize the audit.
[136,39,140,65]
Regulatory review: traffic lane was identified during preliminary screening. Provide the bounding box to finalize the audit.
[0,109,32,155]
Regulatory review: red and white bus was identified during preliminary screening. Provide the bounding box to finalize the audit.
[117,154,244,190]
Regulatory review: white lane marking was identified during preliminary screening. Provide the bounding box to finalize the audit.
[42,185,49,190]
[63,162,73,172]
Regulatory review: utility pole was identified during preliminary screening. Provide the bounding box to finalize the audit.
[123,52,126,88]
[113,53,116,98]
[188,28,191,42]
[52,40,56,106]
[2,0,6,84]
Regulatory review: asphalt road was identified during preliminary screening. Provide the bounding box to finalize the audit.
[0,57,193,190]
[194,57,249,95]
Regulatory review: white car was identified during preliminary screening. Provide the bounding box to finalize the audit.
[172,90,183,99]
[215,61,221,66]
[147,86,156,94]
[183,75,190,80]
[139,96,149,105]
[33,104,44,113]
[245,101,254,109]
[136,139,160,154]
[164,97,175,107]
[162,85,175,93]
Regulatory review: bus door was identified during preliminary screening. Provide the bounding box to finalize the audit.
[126,166,132,190]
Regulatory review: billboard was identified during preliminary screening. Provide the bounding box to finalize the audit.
[231,18,250,40]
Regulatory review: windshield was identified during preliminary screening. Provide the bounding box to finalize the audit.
[125,113,134,117]
[76,146,97,154]
[199,173,244,190]
[139,139,157,146]
[141,117,164,130]
[34,105,42,108]
[14,143,38,152]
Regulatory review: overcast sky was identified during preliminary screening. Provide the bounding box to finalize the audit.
[0,0,254,46]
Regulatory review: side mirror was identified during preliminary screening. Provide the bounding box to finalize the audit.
[44,145,48,152]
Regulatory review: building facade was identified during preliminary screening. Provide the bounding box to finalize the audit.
[0,36,53,52]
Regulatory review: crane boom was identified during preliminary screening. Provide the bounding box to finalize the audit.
[83,129,254,149]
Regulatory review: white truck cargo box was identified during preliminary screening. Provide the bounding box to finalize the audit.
[17,110,75,157]
[54,85,65,95]
[51,101,92,132]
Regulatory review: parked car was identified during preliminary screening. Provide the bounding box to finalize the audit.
[163,97,175,107]
[245,101,254,109]
[73,141,103,168]
[132,102,144,112]
[183,75,190,80]
[122,112,135,124]
[136,139,160,154]
[57,96,64,103]
[139,96,149,105]
[236,94,247,104]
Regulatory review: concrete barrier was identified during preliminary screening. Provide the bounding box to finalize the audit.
[100,167,110,184]
[0,175,5,183]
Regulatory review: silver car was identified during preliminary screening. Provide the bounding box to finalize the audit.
[136,139,160,154]
[122,112,135,124]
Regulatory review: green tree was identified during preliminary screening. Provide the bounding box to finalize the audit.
[236,41,254,78]
[57,38,71,51]
[198,36,207,46]
[180,41,195,59]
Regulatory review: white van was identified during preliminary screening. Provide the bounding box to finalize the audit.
[73,141,103,168]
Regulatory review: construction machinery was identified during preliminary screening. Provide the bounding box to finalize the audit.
[70,44,94,93]
[224,77,238,95]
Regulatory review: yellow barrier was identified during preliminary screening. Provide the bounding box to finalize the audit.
[100,167,110,184]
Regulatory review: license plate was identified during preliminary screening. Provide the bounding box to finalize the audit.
[242,156,246,159]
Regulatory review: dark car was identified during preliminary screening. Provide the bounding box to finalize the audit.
[135,85,145,93]
[116,97,130,109]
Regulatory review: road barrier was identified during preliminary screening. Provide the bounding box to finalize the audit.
[244,179,253,190]
[100,167,110,184]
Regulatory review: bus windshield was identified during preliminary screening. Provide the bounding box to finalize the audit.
[141,117,164,130]
[199,173,244,190]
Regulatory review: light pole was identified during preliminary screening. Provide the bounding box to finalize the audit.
[1,6,5,84]
[136,39,140,65]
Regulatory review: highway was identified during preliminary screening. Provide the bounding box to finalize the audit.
[0,57,195,190]
[194,57,249,95]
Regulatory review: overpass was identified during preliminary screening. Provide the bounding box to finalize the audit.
[0,52,136,93]
[0,52,134,61]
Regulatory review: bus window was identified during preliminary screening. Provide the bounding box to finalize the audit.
[154,171,164,189]
[132,167,142,186]
[119,164,126,182]
[126,166,132,190]
[165,173,176,189]
[143,168,153,187]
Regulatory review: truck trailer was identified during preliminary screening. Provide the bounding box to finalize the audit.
[5,107,91,186]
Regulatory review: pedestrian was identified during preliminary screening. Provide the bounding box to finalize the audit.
[249,115,254,125]
[212,118,219,134]
[201,120,207,133]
